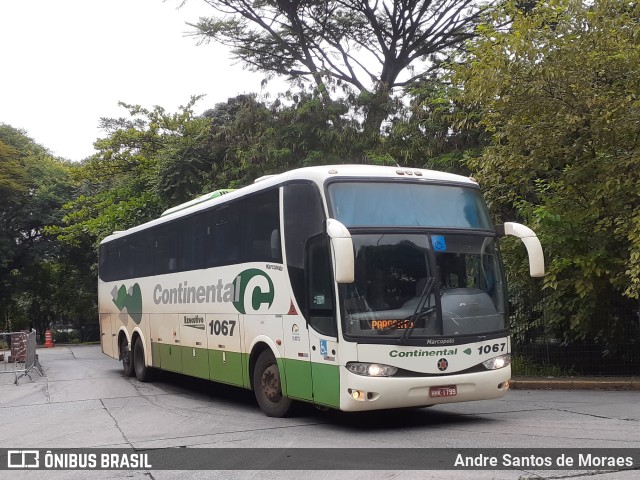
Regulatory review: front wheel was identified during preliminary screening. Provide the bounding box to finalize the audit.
[253,350,292,417]
[133,338,152,382]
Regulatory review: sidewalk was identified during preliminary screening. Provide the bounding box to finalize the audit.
[511,376,640,390]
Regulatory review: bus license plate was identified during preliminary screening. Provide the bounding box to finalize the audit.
[429,385,457,398]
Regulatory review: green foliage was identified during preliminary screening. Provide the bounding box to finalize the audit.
[454,0,640,345]
[53,93,352,247]
[381,78,487,170]
[0,141,28,204]
[49,100,203,248]
[52,328,81,344]
[511,354,577,377]
[0,125,90,336]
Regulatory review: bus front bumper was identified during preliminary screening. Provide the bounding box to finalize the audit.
[339,366,511,412]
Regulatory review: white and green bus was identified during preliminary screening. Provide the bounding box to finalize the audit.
[99,165,544,417]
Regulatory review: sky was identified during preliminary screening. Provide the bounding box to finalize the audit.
[0,0,280,161]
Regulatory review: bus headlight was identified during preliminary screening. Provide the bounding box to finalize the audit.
[483,354,511,370]
[346,362,398,377]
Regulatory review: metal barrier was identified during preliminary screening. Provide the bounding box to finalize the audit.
[0,330,44,384]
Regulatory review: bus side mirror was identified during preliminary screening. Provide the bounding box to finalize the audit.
[326,219,355,283]
[496,222,545,277]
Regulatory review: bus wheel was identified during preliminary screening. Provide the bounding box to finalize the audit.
[253,350,292,417]
[133,338,152,382]
[120,337,134,377]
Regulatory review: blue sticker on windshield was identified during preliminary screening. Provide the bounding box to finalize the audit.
[432,236,447,251]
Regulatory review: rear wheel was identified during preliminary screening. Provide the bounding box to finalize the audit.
[120,337,134,377]
[133,338,152,382]
[253,350,292,417]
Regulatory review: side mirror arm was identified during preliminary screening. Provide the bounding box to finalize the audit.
[496,222,545,277]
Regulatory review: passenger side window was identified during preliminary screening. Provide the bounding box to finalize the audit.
[239,189,282,263]
[154,225,178,275]
[209,205,240,266]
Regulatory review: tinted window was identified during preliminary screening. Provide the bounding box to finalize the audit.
[207,204,238,266]
[239,189,282,263]
[154,224,178,275]
[131,232,154,277]
[328,182,492,229]
[99,187,283,282]
[178,213,208,271]
[283,182,325,313]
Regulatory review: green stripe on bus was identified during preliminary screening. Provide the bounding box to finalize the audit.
[276,357,288,397]
[242,352,251,389]
[151,342,161,368]
[281,358,313,401]
[209,349,244,386]
[311,363,340,408]
[181,346,210,379]
[158,343,183,373]
[148,344,338,408]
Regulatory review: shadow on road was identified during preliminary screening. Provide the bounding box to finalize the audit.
[146,369,492,432]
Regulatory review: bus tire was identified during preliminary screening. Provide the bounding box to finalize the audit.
[133,338,152,382]
[120,337,135,377]
[253,350,292,417]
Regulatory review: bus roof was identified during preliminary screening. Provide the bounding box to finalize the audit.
[100,165,478,244]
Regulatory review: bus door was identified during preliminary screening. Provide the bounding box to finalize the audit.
[306,236,340,409]
[282,182,339,406]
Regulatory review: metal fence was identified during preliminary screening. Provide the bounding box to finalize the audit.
[513,338,640,376]
[510,302,640,376]
[0,330,43,384]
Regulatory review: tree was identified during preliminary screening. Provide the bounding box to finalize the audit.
[454,0,640,346]
[382,76,487,170]
[52,101,188,248]
[0,125,79,335]
[188,0,494,137]
[198,92,365,187]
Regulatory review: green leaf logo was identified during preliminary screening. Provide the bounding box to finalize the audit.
[463,348,472,355]
[112,283,143,324]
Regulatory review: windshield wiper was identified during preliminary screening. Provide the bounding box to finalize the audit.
[399,277,435,343]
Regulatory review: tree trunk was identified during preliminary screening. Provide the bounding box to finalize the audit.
[361,87,393,157]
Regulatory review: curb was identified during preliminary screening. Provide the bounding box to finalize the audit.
[511,377,640,391]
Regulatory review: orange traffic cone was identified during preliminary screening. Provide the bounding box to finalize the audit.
[44,329,54,348]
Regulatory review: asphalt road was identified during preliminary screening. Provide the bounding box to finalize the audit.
[1,345,638,479]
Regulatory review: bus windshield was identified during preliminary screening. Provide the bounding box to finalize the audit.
[339,234,506,340]
[327,182,492,229]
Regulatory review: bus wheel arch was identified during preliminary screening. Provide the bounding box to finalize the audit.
[248,342,270,391]
[250,344,292,417]
[118,331,134,377]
